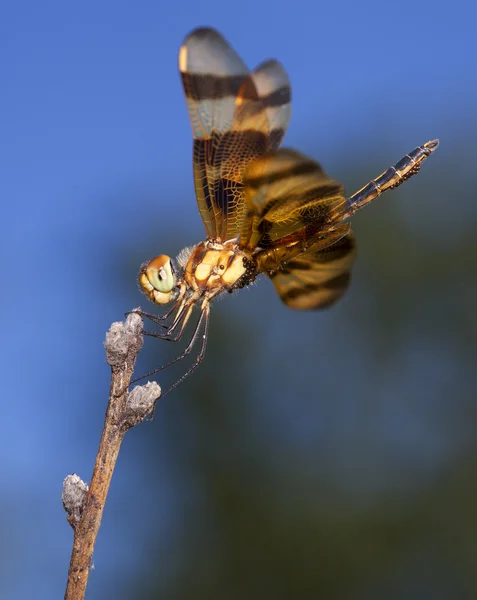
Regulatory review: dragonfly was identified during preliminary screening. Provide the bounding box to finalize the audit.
[136,27,438,396]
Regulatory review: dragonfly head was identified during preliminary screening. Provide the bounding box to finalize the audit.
[139,255,177,305]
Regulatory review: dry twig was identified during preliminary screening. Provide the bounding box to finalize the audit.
[63,310,160,600]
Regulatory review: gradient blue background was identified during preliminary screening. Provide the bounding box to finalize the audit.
[2,1,477,598]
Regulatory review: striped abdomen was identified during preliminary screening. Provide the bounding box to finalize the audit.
[345,139,439,217]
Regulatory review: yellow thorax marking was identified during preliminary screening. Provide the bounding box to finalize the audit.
[194,250,246,286]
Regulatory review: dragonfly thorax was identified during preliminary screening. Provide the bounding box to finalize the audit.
[184,241,257,297]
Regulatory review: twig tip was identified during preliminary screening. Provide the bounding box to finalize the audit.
[104,308,144,367]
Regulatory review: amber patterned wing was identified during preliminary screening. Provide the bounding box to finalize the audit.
[269,232,356,310]
[179,28,291,241]
[240,148,349,258]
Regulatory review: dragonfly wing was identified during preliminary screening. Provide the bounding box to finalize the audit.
[180,28,291,240]
[180,28,249,239]
[214,59,291,240]
[240,148,347,252]
[269,231,356,310]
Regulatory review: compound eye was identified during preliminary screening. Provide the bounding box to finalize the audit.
[145,255,175,293]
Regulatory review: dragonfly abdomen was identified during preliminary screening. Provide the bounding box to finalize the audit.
[345,139,439,217]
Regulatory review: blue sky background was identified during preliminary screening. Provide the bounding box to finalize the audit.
[2,1,477,598]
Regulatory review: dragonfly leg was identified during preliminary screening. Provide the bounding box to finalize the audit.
[129,302,209,387]
[144,302,194,342]
[126,309,169,329]
[159,303,210,399]
[125,288,187,328]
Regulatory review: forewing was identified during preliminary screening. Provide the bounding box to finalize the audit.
[214,59,291,240]
[179,28,249,140]
[240,148,348,252]
[179,28,291,240]
[269,231,356,310]
[233,59,291,152]
[179,28,249,238]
